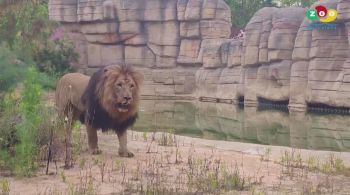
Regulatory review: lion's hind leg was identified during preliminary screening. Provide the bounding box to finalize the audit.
[62,104,77,169]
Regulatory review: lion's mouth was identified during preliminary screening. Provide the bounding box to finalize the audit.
[115,103,129,112]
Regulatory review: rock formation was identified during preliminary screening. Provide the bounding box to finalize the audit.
[49,0,350,111]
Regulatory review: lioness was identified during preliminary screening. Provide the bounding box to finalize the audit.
[55,65,143,167]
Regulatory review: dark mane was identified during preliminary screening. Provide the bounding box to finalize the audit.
[81,66,138,133]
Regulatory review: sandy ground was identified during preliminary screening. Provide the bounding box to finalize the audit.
[2,129,350,195]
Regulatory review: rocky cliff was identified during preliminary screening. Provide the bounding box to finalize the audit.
[49,0,350,111]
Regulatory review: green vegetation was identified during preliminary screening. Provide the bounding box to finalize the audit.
[0,68,63,176]
[0,0,77,177]
[279,0,317,7]
[0,46,26,93]
[0,0,77,79]
[13,68,42,176]
[1,178,10,195]
[225,0,317,28]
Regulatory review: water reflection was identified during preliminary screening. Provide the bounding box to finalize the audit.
[133,100,350,152]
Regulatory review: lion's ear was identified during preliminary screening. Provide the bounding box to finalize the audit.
[103,66,118,73]
[131,71,144,87]
[103,65,121,78]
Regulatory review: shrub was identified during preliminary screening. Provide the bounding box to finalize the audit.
[37,72,59,90]
[13,67,42,176]
[0,0,75,176]
[0,0,77,76]
[0,67,65,176]
[0,93,20,150]
[0,0,52,60]
[34,37,78,75]
[0,45,26,93]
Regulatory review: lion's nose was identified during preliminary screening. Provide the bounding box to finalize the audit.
[124,96,132,101]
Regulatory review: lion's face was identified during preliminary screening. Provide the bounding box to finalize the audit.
[97,65,143,118]
[111,74,137,113]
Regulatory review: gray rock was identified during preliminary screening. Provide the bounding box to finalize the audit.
[177,39,201,64]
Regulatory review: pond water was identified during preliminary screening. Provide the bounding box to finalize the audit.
[133,99,350,152]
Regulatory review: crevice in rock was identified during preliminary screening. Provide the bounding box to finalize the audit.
[307,103,350,115]
[257,97,289,112]
[237,96,244,109]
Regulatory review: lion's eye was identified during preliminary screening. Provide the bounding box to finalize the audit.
[130,84,135,88]
[117,83,122,88]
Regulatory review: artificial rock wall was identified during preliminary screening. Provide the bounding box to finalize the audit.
[49,0,350,111]
[49,0,231,97]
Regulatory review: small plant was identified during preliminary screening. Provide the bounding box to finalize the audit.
[0,92,20,150]
[319,154,350,176]
[79,157,87,169]
[98,156,107,182]
[1,178,10,195]
[143,132,148,142]
[34,37,78,75]
[114,160,122,172]
[72,121,83,164]
[14,67,42,176]
[279,149,304,177]
[157,132,175,146]
[260,147,271,162]
[307,156,318,171]
[60,170,66,183]
[329,154,345,173]
[0,46,26,93]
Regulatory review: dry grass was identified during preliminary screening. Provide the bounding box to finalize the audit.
[2,130,350,195]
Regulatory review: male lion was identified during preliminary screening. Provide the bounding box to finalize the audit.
[55,65,143,168]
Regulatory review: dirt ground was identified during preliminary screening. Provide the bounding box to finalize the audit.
[2,128,350,195]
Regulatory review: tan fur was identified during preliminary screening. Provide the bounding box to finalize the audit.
[55,65,143,168]
[55,73,89,118]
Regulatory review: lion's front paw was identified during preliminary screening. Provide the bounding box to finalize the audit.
[118,150,134,158]
[90,148,102,155]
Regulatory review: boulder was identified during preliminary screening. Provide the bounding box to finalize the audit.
[77,0,104,21]
[49,0,78,22]
[119,21,141,34]
[229,40,243,67]
[200,20,231,39]
[217,67,244,100]
[255,60,292,101]
[143,0,177,21]
[146,22,180,46]
[125,46,156,67]
[80,22,118,34]
[184,0,203,21]
[242,7,304,66]
[202,0,231,22]
[156,56,177,68]
[180,22,200,38]
[174,70,196,94]
[199,39,227,68]
[51,0,350,110]
[177,0,189,21]
[338,0,350,21]
[177,39,201,64]
[148,43,179,57]
[124,35,148,45]
[87,44,124,67]
[115,0,144,22]
[195,68,222,99]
